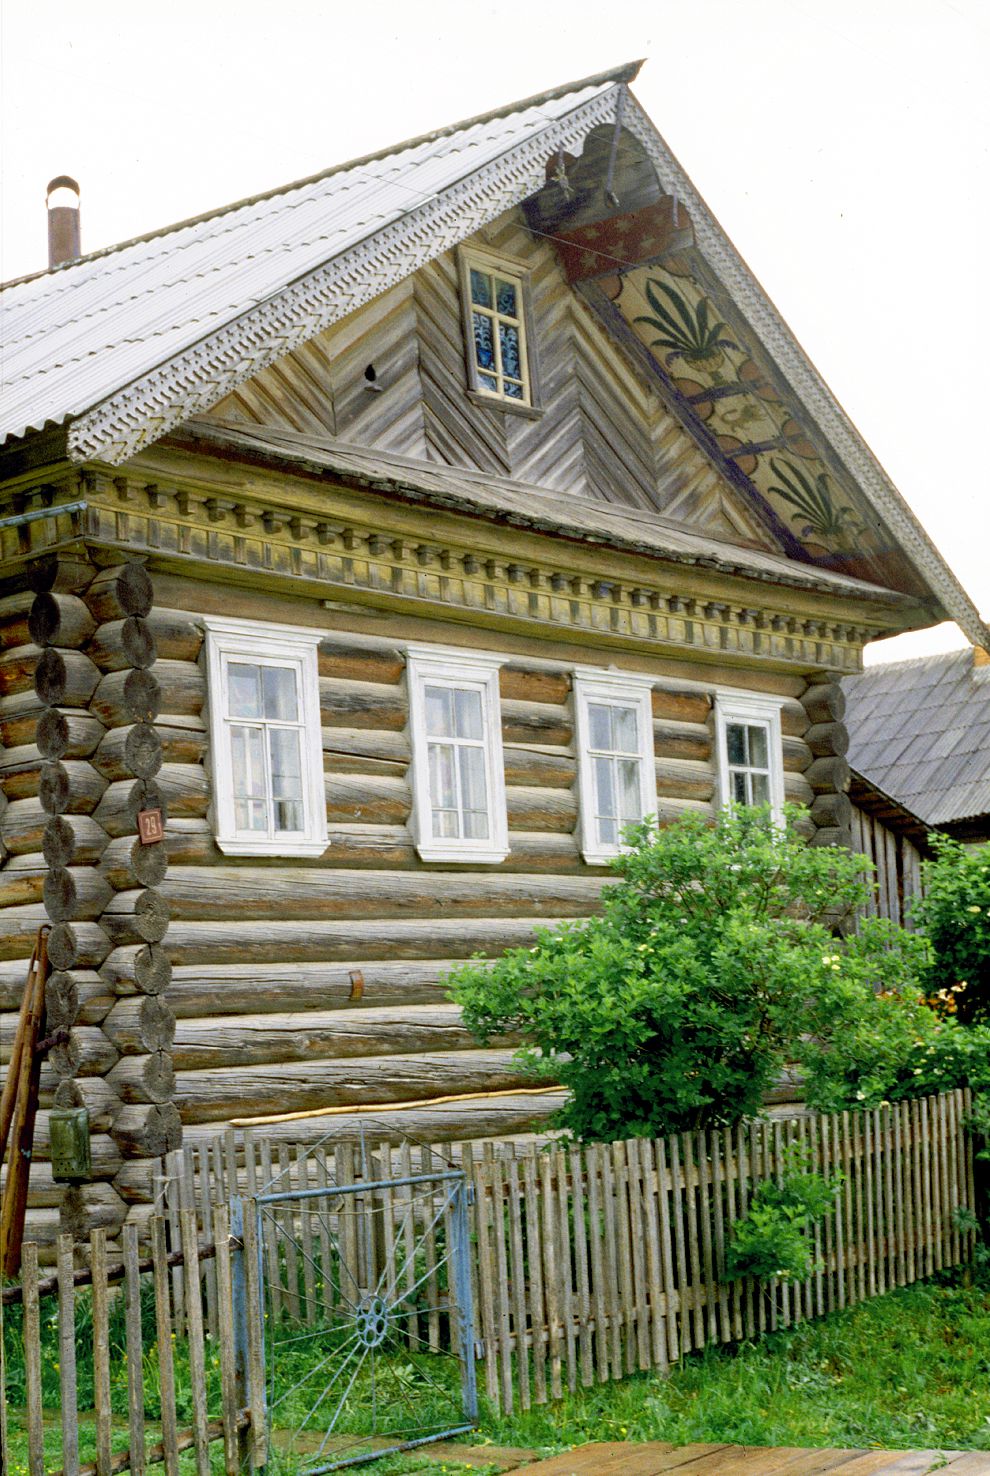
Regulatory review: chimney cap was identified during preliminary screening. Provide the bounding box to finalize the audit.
[46,175,80,201]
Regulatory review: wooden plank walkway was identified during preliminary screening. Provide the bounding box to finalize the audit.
[511,1442,988,1474]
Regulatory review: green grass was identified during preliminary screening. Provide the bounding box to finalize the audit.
[5,1278,990,1473]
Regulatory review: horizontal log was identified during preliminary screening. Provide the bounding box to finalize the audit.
[45,969,115,1027]
[103,996,177,1053]
[783,770,815,807]
[651,686,712,725]
[93,721,204,781]
[113,1160,163,1205]
[801,682,846,725]
[501,698,571,747]
[101,888,170,945]
[34,647,102,706]
[500,667,570,706]
[88,616,156,672]
[111,1101,182,1158]
[47,1025,119,1079]
[320,677,406,731]
[162,958,476,1017]
[502,744,574,789]
[159,915,570,966]
[0,591,34,649]
[805,755,851,795]
[94,765,207,835]
[322,725,409,775]
[0,643,42,697]
[84,562,153,623]
[0,1136,122,1200]
[328,771,409,825]
[99,943,172,997]
[107,1050,175,1104]
[159,865,606,922]
[48,1075,122,1131]
[804,720,850,758]
[174,1048,541,1123]
[0,956,42,1010]
[0,744,50,801]
[90,661,204,726]
[37,708,106,760]
[654,758,714,803]
[99,834,168,890]
[653,720,711,763]
[60,1182,128,1239]
[1,796,48,855]
[0,903,47,960]
[43,865,114,922]
[782,735,815,774]
[43,813,110,868]
[28,592,96,649]
[506,784,576,833]
[47,920,112,970]
[811,791,853,829]
[0,862,45,908]
[780,698,810,738]
[318,639,403,685]
[170,1004,481,1070]
[810,825,852,849]
[38,759,109,816]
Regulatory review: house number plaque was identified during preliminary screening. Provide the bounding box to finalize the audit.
[137,807,164,844]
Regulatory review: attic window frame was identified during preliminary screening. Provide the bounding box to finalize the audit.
[458,246,540,412]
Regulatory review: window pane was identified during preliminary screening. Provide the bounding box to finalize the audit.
[472,312,495,371]
[594,755,616,820]
[470,269,492,308]
[228,663,261,718]
[731,770,748,804]
[726,723,747,766]
[269,729,303,834]
[458,745,488,814]
[495,278,518,316]
[463,808,490,840]
[618,758,642,822]
[262,665,298,722]
[231,725,266,831]
[597,815,618,848]
[751,771,770,806]
[428,742,457,813]
[748,724,768,768]
[499,322,522,380]
[478,373,498,392]
[612,705,639,754]
[588,702,612,751]
[454,688,483,740]
[504,380,524,400]
[425,685,454,737]
[433,808,459,839]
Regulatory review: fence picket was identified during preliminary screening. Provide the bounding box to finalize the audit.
[623,1140,650,1372]
[655,1136,681,1363]
[669,1133,691,1351]
[539,1152,563,1399]
[506,1156,532,1406]
[180,1209,211,1476]
[57,1233,80,1476]
[90,1229,113,1476]
[212,1204,240,1476]
[22,1241,44,1476]
[522,1150,549,1403]
[151,1216,180,1476]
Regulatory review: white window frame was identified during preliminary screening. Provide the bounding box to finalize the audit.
[204,616,327,857]
[574,668,657,866]
[714,691,786,825]
[407,643,508,864]
[458,246,536,408]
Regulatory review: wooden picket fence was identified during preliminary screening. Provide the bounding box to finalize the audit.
[1,1209,266,1476]
[467,1089,977,1412]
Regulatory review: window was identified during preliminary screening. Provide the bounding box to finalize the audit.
[204,616,327,857]
[574,669,657,865]
[407,644,508,863]
[714,692,785,824]
[459,248,534,406]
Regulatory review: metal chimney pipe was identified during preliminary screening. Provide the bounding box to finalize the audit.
[46,175,81,268]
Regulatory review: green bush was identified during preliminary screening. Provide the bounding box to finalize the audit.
[912,834,990,1025]
[449,806,924,1142]
[727,1152,841,1282]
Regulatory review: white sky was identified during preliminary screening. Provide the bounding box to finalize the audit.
[2,0,988,666]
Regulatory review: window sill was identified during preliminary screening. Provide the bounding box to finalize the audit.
[215,836,329,858]
[415,842,510,865]
[466,390,543,421]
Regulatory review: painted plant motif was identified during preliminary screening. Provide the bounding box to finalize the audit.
[767,458,865,548]
[634,279,738,369]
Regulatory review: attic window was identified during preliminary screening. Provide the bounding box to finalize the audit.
[459,248,535,407]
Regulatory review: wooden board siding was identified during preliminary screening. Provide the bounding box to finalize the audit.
[205,208,777,551]
[851,803,924,929]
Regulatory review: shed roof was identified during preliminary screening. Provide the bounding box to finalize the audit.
[845,650,990,825]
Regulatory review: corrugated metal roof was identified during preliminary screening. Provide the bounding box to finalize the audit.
[845,650,990,824]
[0,72,621,445]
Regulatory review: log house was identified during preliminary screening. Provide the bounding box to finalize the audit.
[2,62,988,1243]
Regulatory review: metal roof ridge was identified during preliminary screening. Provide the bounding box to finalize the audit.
[0,60,643,293]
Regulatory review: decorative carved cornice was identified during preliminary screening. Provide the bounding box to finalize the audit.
[2,469,884,674]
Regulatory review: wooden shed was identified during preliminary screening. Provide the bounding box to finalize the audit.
[2,62,987,1243]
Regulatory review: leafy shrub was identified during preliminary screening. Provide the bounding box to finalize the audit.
[912,835,990,1025]
[727,1152,841,1282]
[449,806,924,1142]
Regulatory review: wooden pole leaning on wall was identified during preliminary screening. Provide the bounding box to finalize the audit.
[0,927,50,1276]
